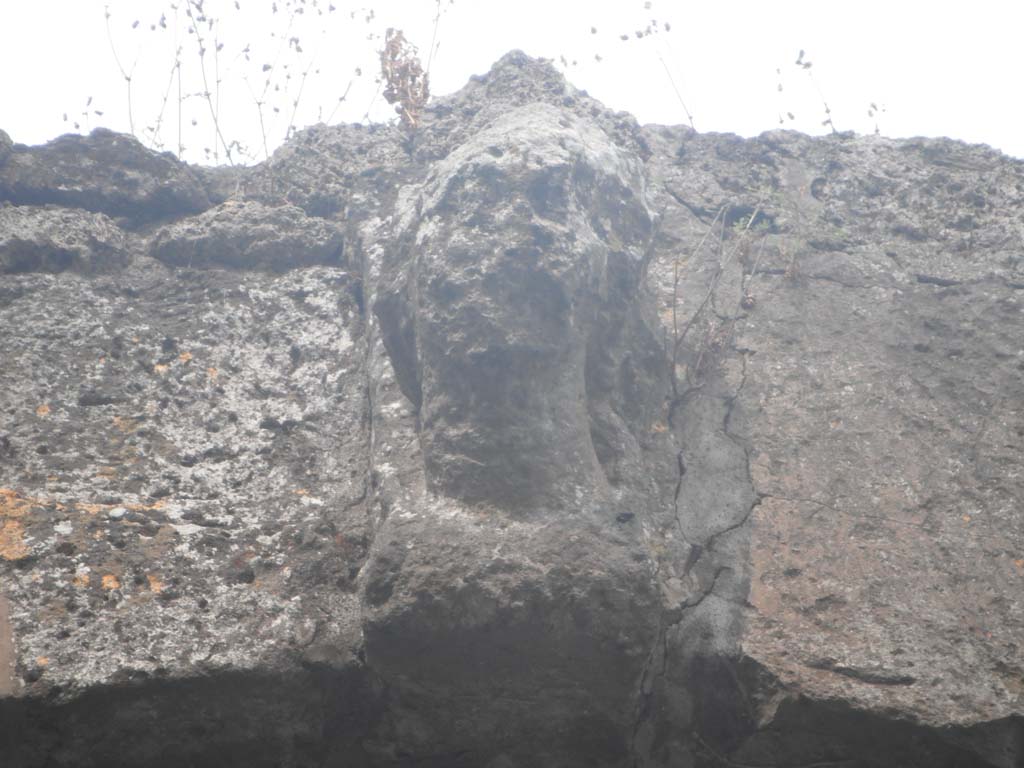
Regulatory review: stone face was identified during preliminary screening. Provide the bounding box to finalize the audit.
[0,262,368,694]
[376,103,655,507]
[362,101,669,765]
[0,128,211,225]
[0,128,12,166]
[150,200,345,271]
[641,125,1024,764]
[0,204,131,273]
[1,52,1023,767]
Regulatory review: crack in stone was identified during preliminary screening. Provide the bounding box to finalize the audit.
[630,616,664,768]
[804,657,917,686]
[704,496,763,555]
[663,184,716,224]
[631,565,733,768]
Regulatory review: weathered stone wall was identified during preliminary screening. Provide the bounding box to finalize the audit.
[0,53,1021,767]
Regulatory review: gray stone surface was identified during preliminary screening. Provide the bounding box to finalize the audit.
[0,128,211,226]
[150,200,345,271]
[0,128,12,166]
[0,52,1021,767]
[0,204,131,274]
[641,124,1024,765]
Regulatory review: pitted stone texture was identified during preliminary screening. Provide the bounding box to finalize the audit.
[0,261,369,703]
[0,128,12,166]
[376,103,655,509]
[0,51,1022,768]
[416,51,653,165]
[0,204,132,274]
[0,128,210,225]
[360,100,674,766]
[150,200,345,271]
[240,121,410,221]
[643,123,1024,763]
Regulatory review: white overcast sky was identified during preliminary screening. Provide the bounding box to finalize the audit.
[1,0,1021,164]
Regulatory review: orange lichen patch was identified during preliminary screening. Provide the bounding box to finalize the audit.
[35,404,51,417]
[35,656,49,667]
[130,499,166,512]
[178,351,193,363]
[0,520,28,560]
[101,574,121,590]
[72,573,90,588]
[1014,559,1024,571]
[962,515,972,523]
[154,363,169,375]
[0,489,33,519]
[293,489,309,496]
[146,574,165,593]
[207,367,219,380]
[74,499,166,515]
[2,488,74,517]
[650,421,668,433]
[112,416,141,434]
[1,489,74,558]
[3,488,165,528]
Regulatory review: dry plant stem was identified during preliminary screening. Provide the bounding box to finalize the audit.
[103,6,136,136]
[286,53,321,141]
[150,50,182,153]
[656,52,694,130]
[214,32,222,161]
[173,3,182,157]
[671,205,726,394]
[380,29,430,134]
[743,236,768,297]
[672,204,761,393]
[244,77,271,161]
[243,5,298,159]
[324,80,354,125]
[184,0,234,164]
[805,68,837,134]
[364,79,383,121]
[259,8,299,141]
[426,0,443,78]
[177,55,183,159]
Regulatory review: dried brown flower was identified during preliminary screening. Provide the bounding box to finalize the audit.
[380,28,430,134]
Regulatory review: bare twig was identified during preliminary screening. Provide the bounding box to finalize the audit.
[671,204,762,393]
[183,0,234,164]
[324,80,354,125]
[286,52,320,141]
[148,49,182,153]
[656,52,695,130]
[426,0,443,78]
[103,5,137,136]
[671,205,726,392]
[795,49,838,135]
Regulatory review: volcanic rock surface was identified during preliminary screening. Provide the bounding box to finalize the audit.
[0,52,1022,767]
